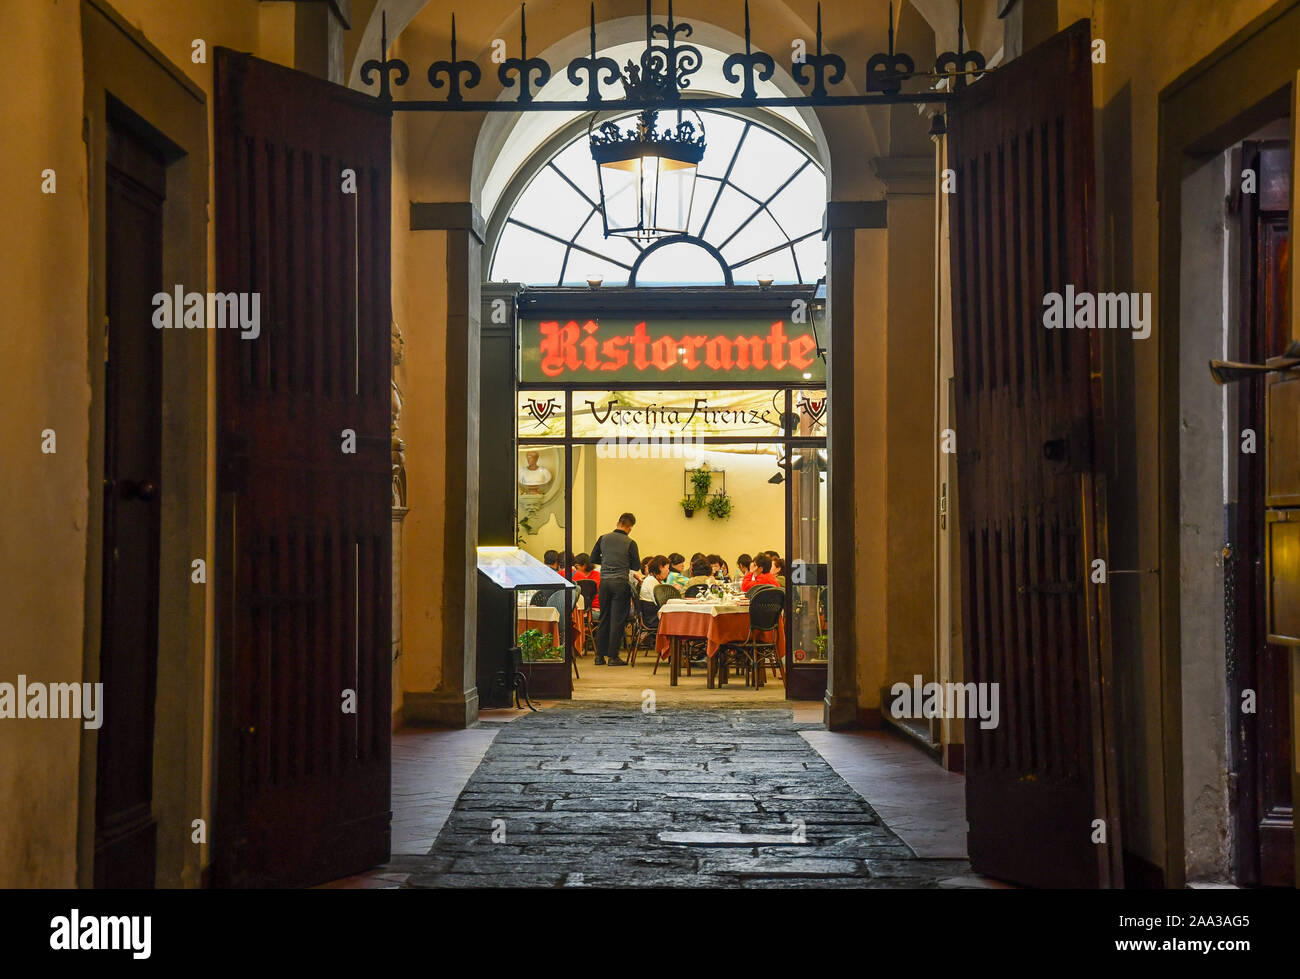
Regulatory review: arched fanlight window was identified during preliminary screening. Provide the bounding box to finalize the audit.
[489,110,826,287]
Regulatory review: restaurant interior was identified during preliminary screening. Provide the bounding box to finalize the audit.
[509,384,829,703]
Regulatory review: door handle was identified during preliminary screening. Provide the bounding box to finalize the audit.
[1042,439,1069,462]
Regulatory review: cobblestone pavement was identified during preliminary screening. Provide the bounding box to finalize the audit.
[390,703,979,888]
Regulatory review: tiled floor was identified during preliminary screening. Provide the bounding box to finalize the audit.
[319,724,499,887]
[325,701,997,888]
[569,657,791,703]
[800,729,967,858]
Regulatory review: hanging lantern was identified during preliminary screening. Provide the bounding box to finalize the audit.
[590,108,705,240]
[586,2,707,239]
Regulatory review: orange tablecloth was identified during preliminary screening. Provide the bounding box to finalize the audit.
[654,607,786,661]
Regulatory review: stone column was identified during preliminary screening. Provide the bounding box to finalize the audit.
[824,201,887,729]
[406,202,482,727]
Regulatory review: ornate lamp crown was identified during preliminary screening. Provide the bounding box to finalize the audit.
[588,0,707,169]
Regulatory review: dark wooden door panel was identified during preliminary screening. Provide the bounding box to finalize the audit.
[96,120,166,889]
[214,50,392,888]
[1232,140,1294,887]
[949,19,1121,888]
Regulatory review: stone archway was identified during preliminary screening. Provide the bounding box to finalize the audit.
[358,0,984,730]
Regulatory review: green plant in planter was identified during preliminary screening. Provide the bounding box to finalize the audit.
[689,467,713,498]
[517,628,561,662]
[814,633,828,660]
[679,496,699,518]
[706,493,733,520]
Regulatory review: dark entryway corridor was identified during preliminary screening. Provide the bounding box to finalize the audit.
[329,704,998,889]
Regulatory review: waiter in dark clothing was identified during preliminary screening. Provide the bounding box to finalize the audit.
[590,512,639,665]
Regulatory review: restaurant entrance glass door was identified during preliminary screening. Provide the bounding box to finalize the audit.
[511,287,829,700]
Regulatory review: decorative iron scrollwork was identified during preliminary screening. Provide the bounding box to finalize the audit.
[722,2,775,101]
[427,14,482,103]
[498,4,552,103]
[934,0,987,90]
[865,2,914,94]
[363,0,996,112]
[568,3,622,104]
[359,12,409,102]
[791,4,846,99]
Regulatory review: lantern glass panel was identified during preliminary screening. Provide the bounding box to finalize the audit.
[649,157,697,236]
[597,158,641,234]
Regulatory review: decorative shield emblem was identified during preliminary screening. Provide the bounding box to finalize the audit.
[798,396,827,425]
[525,397,560,429]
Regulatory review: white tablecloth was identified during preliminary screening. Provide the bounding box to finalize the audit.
[514,604,561,624]
[660,598,750,617]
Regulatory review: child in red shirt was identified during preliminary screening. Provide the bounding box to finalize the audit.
[572,553,601,609]
[743,553,779,592]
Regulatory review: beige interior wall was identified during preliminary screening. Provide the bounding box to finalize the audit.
[552,447,788,566]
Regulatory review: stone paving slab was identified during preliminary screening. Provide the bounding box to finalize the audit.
[397,703,980,889]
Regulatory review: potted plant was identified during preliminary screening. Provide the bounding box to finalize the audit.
[517,628,561,662]
[679,495,699,518]
[814,633,828,659]
[706,493,733,521]
[689,467,713,498]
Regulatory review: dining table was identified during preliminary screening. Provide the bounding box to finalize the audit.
[654,595,786,687]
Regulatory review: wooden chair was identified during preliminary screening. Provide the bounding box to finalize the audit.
[718,587,786,687]
[651,583,683,675]
[628,599,659,666]
[575,578,599,657]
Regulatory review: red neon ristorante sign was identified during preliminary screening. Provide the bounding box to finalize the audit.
[520,317,824,383]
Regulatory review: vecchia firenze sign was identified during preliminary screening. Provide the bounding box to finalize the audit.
[519,317,826,384]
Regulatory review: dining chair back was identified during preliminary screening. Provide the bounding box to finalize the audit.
[718,588,786,687]
[574,578,599,657]
[628,599,660,667]
[747,587,785,630]
[653,583,680,607]
[683,583,709,598]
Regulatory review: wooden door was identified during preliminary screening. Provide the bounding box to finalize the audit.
[1231,140,1294,887]
[948,19,1122,887]
[214,50,392,888]
[95,119,166,888]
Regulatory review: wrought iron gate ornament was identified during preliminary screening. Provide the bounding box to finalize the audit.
[362,0,991,112]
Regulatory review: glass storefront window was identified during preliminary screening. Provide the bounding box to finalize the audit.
[513,381,830,686]
[516,443,566,560]
[517,390,566,440]
[789,444,827,664]
[793,389,828,437]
